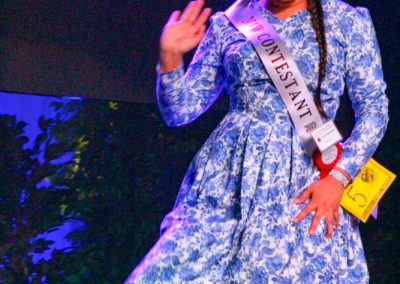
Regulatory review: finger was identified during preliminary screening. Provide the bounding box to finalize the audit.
[309,209,324,235]
[194,7,212,27]
[180,1,196,22]
[187,0,205,23]
[334,210,340,229]
[325,211,334,238]
[168,10,181,23]
[194,24,206,41]
[188,25,206,45]
[293,202,315,223]
[294,186,313,205]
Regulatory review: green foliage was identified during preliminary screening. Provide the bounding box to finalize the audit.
[43,102,225,283]
[36,100,224,283]
[0,97,224,283]
[52,102,160,282]
[0,115,68,282]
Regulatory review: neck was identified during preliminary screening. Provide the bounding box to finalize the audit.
[263,0,309,19]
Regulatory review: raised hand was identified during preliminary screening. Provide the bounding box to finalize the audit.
[160,0,212,72]
[293,175,345,238]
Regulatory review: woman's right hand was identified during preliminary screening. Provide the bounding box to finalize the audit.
[160,0,212,72]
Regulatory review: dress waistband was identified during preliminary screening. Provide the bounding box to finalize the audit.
[228,95,291,125]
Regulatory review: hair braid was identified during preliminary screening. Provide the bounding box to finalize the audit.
[307,0,328,118]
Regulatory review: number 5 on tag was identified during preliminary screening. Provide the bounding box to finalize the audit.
[340,158,396,222]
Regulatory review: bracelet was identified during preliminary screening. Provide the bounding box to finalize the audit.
[328,168,351,188]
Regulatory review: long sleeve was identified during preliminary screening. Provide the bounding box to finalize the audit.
[335,8,389,180]
[156,14,226,127]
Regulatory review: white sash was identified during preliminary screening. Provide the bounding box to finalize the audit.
[225,0,340,156]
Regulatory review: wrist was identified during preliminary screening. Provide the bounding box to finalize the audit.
[160,47,183,56]
[333,165,351,182]
[328,168,351,188]
[159,50,183,73]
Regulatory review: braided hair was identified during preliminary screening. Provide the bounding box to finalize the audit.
[307,0,328,118]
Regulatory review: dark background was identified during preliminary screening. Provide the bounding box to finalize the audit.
[1,0,398,104]
[1,0,232,103]
[0,0,399,283]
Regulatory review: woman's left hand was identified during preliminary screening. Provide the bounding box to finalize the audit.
[293,176,345,238]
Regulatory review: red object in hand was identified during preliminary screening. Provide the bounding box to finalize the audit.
[313,143,342,178]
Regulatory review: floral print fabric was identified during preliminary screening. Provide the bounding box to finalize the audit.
[125,0,389,283]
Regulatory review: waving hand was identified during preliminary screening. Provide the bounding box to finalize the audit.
[160,0,212,72]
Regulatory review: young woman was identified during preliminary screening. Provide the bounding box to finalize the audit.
[125,0,388,282]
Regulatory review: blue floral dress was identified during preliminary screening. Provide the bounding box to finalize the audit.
[125,0,389,283]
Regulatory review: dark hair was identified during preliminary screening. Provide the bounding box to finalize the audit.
[307,0,328,118]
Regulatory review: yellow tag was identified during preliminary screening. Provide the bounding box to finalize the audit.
[340,158,396,223]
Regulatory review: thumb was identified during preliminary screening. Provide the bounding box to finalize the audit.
[294,186,313,205]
